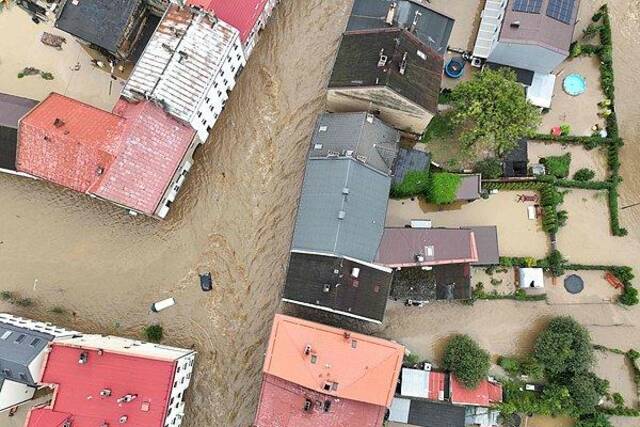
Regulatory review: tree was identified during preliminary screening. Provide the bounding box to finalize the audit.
[567,372,608,414]
[575,413,613,427]
[475,158,503,179]
[533,316,594,379]
[427,172,461,204]
[443,335,490,388]
[449,68,541,156]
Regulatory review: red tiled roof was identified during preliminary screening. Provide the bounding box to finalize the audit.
[25,343,177,427]
[254,374,386,427]
[92,99,195,215]
[17,93,123,193]
[428,371,447,401]
[263,315,404,408]
[17,94,195,216]
[450,377,503,407]
[188,0,269,42]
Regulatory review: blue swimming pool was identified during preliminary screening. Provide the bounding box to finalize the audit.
[563,73,586,96]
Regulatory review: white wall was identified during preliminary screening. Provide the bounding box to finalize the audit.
[0,380,35,412]
[162,353,196,427]
[242,0,279,57]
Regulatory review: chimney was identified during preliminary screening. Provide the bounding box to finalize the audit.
[53,118,65,128]
[377,48,388,67]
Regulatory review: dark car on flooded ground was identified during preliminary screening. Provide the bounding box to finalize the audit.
[199,272,213,292]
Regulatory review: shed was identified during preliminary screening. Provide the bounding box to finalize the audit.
[392,148,431,185]
[519,268,544,289]
[503,139,529,178]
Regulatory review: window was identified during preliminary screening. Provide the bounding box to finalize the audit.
[227,56,231,62]
[1,331,11,340]
[223,79,228,86]
[15,334,26,344]
[30,338,40,347]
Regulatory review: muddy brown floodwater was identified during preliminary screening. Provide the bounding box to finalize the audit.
[0,1,352,426]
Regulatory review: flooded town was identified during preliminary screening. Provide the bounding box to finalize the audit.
[0,0,639,427]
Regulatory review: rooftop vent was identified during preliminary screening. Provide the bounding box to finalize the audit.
[303,399,313,412]
[351,267,360,278]
[119,415,128,424]
[366,113,375,123]
[377,49,388,67]
[416,253,425,263]
[117,394,138,404]
[319,125,328,132]
[425,245,434,257]
[345,150,354,157]
[511,20,521,28]
[53,118,65,128]
[314,143,323,150]
[322,284,331,293]
[337,210,346,220]
[342,187,350,195]
[100,388,112,397]
[304,344,312,355]
[78,352,88,365]
[399,52,408,75]
[96,166,104,176]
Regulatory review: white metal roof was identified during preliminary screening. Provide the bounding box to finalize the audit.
[519,268,545,288]
[388,397,411,423]
[527,72,557,108]
[401,367,429,398]
[122,5,239,123]
[473,0,506,58]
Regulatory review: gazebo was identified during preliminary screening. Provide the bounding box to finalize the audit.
[519,268,544,289]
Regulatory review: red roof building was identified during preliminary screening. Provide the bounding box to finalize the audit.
[254,314,404,427]
[450,376,503,407]
[17,94,196,217]
[188,0,277,54]
[25,335,196,427]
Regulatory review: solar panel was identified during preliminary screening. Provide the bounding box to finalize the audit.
[546,0,576,24]
[512,0,543,13]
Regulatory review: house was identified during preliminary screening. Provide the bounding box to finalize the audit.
[188,0,279,57]
[55,0,164,61]
[253,314,404,427]
[24,334,196,427]
[0,93,37,175]
[450,376,503,427]
[473,0,580,74]
[283,113,399,323]
[16,93,198,219]
[328,29,444,134]
[0,314,76,412]
[122,4,245,141]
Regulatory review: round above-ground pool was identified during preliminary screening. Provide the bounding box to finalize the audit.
[445,58,465,78]
[563,73,586,96]
[564,274,585,294]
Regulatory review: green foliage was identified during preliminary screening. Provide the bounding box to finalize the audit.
[573,168,596,181]
[521,357,545,380]
[14,298,33,307]
[619,286,639,306]
[498,357,521,376]
[449,68,541,155]
[499,380,574,416]
[50,306,66,315]
[611,392,624,407]
[474,158,503,179]
[567,372,608,414]
[531,133,613,150]
[421,114,454,143]
[560,124,571,136]
[442,335,490,389]
[144,324,164,343]
[576,413,613,427]
[541,153,572,178]
[534,316,594,380]
[570,41,582,58]
[583,23,603,40]
[0,291,14,301]
[403,352,422,367]
[438,88,452,105]
[426,173,461,205]
[390,170,430,198]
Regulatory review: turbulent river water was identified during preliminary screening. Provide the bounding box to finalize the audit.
[0,1,639,426]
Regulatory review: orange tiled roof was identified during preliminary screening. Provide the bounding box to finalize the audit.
[263,314,404,408]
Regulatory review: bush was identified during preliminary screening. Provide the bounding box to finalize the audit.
[534,316,594,379]
[144,324,163,343]
[403,352,422,367]
[612,392,624,407]
[498,356,521,376]
[421,114,454,143]
[443,335,490,388]
[574,168,596,181]
[427,173,461,205]
[541,153,572,178]
[475,158,503,179]
[576,413,613,427]
[567,372,608,414]
[620,286,639,306]
[560,124,571,136]
[570,41,582,58]
[390,170,430,198]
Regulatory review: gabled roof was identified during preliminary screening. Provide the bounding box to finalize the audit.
[329,29,443,115]
[188,0,269,42]
[310,112,400,176]
[123,5,240,124]
[55,0,144,55]
[292,158,391,263]
[468,226,500,265]
[283,252,393,323]
[254,374,386,427]
[389,397,466,427]
[263,315,404,408]
[25,342,178,427]
[347,0,454,54]
[376,228,479,268]
[392,147,431,185]
[17,94,195,215]
[450,377,503,407]
[0,323,53,386]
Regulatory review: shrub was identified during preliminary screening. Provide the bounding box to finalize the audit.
[0,291,14,301]
[421,114,454,143]
[50,306,66,315]
[576,413,613,427]
[443,335,490,388]
[541,153,572,178]
[560,123,571,136]
[403,352,422,367]
[390,170,430,198]
[620,286,639,306]
[567,372,608,414]
[544,250,568,277]
[521,357,544,380]
[498,357,521,376]
[573,168,596,181]
[534,316,594,379]
[612,392,625,407]
[475,158,503,179]
[570,41,582,58]
[438,88,452,105]
[144,324,163,343]
[426,173,461,205]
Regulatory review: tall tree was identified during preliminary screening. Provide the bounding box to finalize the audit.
[443,334,490,388]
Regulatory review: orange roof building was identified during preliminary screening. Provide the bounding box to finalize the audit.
[254,314,404,427]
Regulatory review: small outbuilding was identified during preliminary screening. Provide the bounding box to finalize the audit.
[519,268,544,289]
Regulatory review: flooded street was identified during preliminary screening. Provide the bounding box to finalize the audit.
[0,0,639,426]
[0,0,352,425]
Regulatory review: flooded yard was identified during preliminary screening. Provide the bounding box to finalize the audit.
[386,192,550,258]
[594,350,639,409]
[546,270,621,305]
[528,141,609,181]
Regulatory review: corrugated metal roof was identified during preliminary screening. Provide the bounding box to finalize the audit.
[188,0,269,42]
[123,5,240,123]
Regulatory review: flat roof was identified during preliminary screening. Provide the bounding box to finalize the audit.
[254,374,386,427]
[0,93,38,129]
[389,397,466,427]
[263,314,404,407]
[450,377,503,407]
[390,263,472,301]
[188,0,270,42]
[456,174,481,201]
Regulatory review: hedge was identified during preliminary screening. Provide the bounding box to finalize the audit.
[530,134,612,150]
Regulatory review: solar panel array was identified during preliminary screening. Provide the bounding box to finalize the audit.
[512,0,543,13]
[546,0,576,24]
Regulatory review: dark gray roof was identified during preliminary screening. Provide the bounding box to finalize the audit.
[0,93,38,129]
[0,323,54,386]
[329,29,443,114]
[485,62,534,86]
[390,264,471,301]
[456,174,481,201]
[55,0,143,55]
[0,128,17,171]
[392,147,431,184]
[468,226,500,266]
[292,158,391,262]
[391,397,466,427]
[503,139,529,177]
[283,252,393,322]
[347,0,454,54]
[310,112,400,175]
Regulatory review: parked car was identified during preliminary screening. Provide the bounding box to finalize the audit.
[199,272,213,292]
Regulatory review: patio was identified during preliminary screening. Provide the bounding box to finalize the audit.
[386,191,550,258]
[0,5,122,109]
